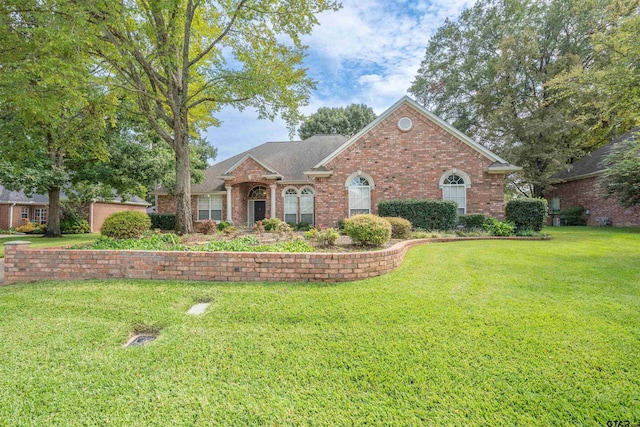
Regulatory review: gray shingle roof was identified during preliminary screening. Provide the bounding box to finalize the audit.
[553,127,640,181]
[160,134,348,194]
[0,186,148,205]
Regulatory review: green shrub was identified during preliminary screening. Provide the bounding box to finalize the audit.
[262,218,291,233]
[296,222,311,231]
[505,198,547,232]
[378,199,457,230]
[483,218,515,236]
[217,221,232,231]
[61,200,85,222]
[100,210,151,239]
[148,214,176,230]
[559,205,587,226]
[383,217,412,239]
[61,219,91,234]
[458,214,486,230]
[344,214,392,247]
[305,227,339,246]
[15,219,36,233]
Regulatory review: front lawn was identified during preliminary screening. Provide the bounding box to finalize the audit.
[0,233,100,258]
[0,227,638,425]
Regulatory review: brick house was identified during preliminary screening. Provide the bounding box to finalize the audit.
[0,186,149,232]
[154,96,520,227]
[545,127,640,226]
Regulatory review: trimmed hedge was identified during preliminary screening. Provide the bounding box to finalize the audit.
[148,214,176,230]
[458,214,486,230]
[344,214,392,247]
[101,211,151,239]
[505,198,547,232]
[378,199,457,230]
[383,217,412,239]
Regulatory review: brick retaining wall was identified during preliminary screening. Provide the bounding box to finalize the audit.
[2,237,550,285]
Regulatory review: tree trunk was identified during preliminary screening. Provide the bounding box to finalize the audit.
[174,126,194,235]
[44,187,62,238]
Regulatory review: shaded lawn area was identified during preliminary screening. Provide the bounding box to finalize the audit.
[0,234,100,258]
[0,227,638,425]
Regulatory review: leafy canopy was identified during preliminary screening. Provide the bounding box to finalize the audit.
[409,0,638,197]
[599,131,640,208]
[298,104,377,140]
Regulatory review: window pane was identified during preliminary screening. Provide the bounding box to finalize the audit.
[300,194,313,214]
[300,213,313,225]
[198,210,209,221]
[212,210,222,221]
[285,213,297,224]
[350,208,369,216]
[211,195,222,210]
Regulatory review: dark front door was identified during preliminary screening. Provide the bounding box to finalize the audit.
[254,201,266,222]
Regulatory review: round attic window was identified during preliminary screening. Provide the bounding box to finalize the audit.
[398,117,413,131]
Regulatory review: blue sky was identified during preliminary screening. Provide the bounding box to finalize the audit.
[206,0,475,162]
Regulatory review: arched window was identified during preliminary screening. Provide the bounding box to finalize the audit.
[248,186,267,199]
[441,173,467,216]
[300,187,314,225]
[347,173,373,217]
[283,187,298,224]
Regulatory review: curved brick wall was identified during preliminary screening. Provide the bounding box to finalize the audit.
[2,237,550,285]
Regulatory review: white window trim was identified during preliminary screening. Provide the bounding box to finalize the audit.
[282,186,299,224]
[299,186,315,225]
[197,194,223,222]
[438,169,471,189]
[346,171,374,217]
[439,170,469,216]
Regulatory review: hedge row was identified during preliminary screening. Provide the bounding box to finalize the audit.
[505,198,547,232]
[148,214,176,230]
[378,199,457,230]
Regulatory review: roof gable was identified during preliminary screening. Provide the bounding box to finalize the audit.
[313,96,513,169]
[222,154,279,176]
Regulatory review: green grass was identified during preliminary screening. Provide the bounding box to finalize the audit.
[0,227,638,425]
[0,233,100,258]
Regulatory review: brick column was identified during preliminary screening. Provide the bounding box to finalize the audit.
[2,241,31,285]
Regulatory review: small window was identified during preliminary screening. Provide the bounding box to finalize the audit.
[397,117,413,131]
[34,208,47,224]
[21,207,29,219]
[248,186,267,199]
[284,188,298,224]
[197,195,223,221]
[550,197,560,214]
[349,176,371,217]
[300,188,314,225]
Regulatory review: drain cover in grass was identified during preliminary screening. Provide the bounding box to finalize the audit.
[187,302,210,315]
[125,335,157,347]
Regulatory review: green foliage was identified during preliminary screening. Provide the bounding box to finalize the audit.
[100,211,151,239]
[298,104,377,139]
[295,222,311,231]
[505,198,547,232]
[483,218,515,236]
[383,217,413,239]
[149,214,176,231]
[217,221,232,232]
[559,206,588,226]
[378,199,457,230]
[304,226,339,246]
[409,0,638,197]
[599,134,640,207]
[262,218,291,233]
[60,219,90,234]
[15,220,36,234]
[458,214,487,230]
[89,233,186,251]
[343,214,392,247]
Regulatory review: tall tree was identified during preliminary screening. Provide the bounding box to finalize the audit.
[298,103,377,140]
[409,0,638,197]
[86,0,339,234]
[599,131,640,207]
[0,1,110,237]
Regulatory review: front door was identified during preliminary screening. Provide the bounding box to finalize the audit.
[254,200,266,222]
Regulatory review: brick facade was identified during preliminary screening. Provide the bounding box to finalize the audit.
[546,176,640,226]
[157,98,512,227]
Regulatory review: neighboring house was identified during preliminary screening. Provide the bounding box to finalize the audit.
[0,186,150,232]
[154,96,520,227]
[545,127,640,226]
